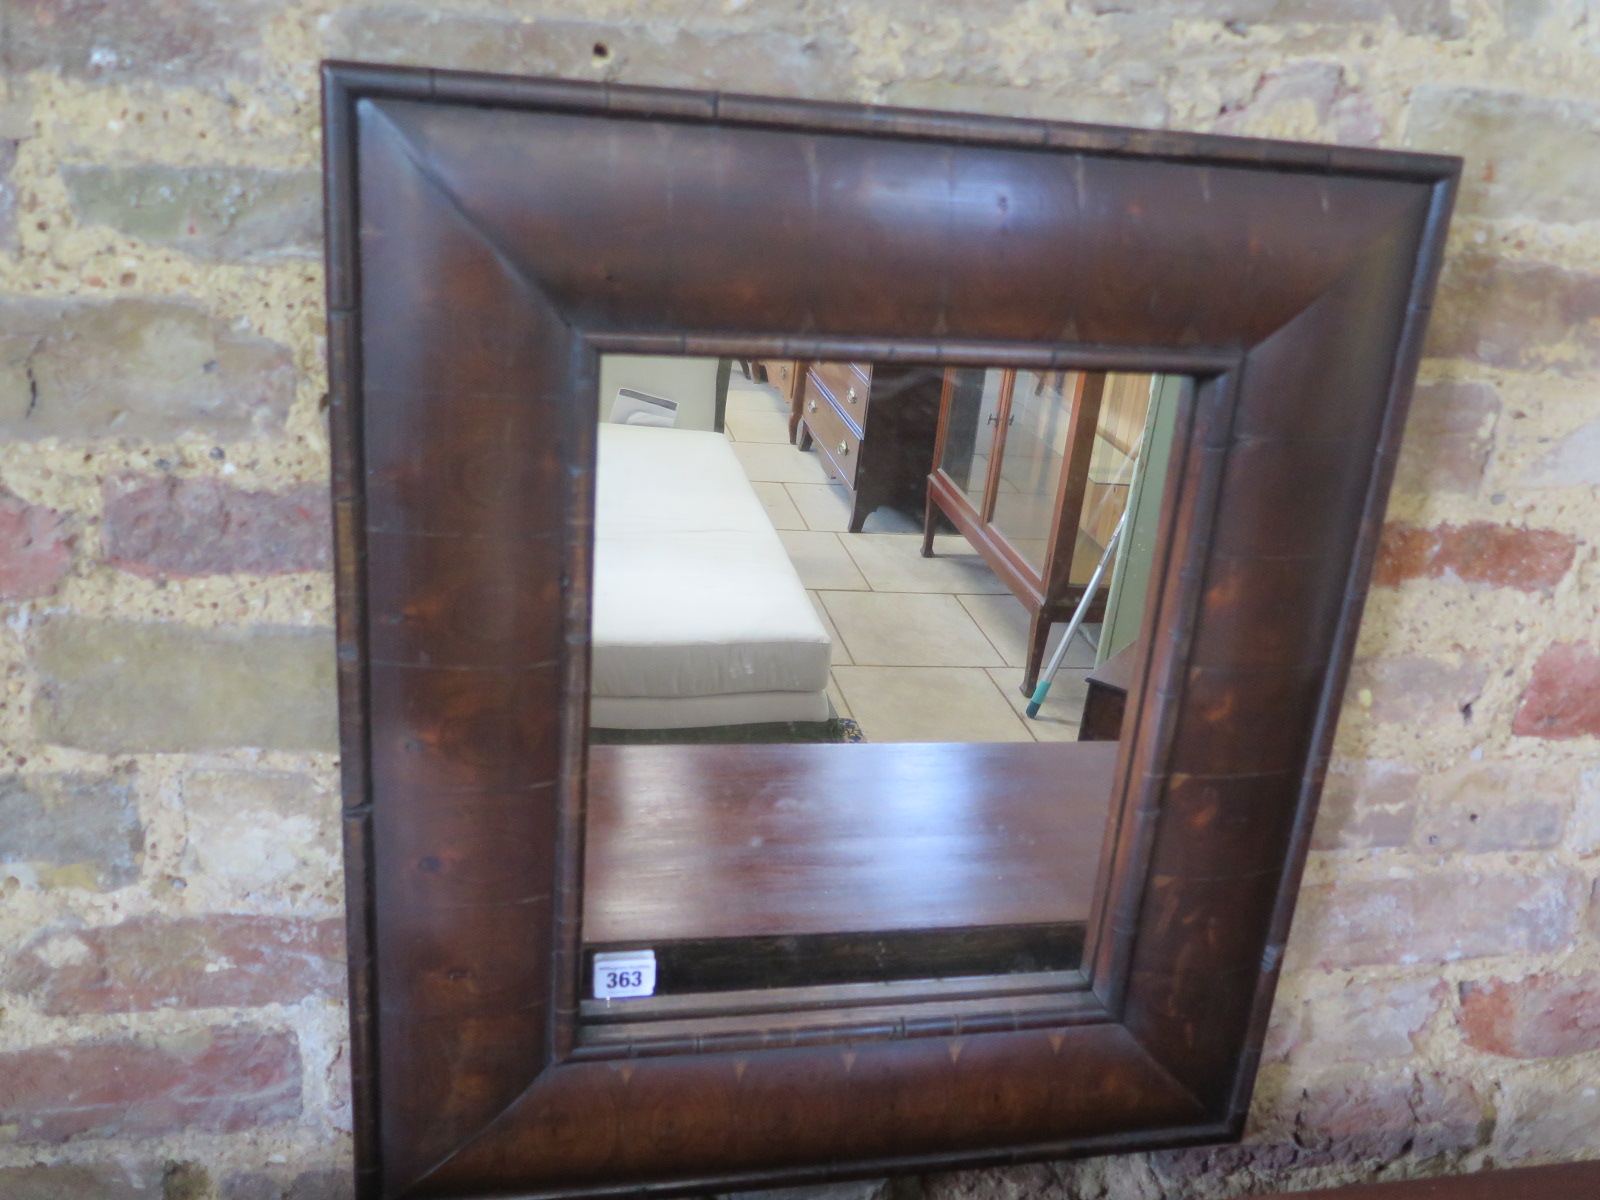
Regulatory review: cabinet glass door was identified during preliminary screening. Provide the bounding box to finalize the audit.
[936,366,1009,517]
[988,369,1075,574]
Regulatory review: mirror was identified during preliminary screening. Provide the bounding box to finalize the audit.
[581,353,1183,1038]
[324,61,1458,1199]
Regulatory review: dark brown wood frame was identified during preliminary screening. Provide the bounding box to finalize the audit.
[322,60,1458,1200]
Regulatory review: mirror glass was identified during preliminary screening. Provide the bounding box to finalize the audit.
[580,353,1186,1042]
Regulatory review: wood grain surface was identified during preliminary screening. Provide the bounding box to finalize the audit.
[584,740,1118,944]
[323,61,1459,1198]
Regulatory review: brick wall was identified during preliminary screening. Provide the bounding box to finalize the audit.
[0,3,1596,1197]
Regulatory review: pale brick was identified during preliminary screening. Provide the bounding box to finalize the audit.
[63,165,320,261]
[4,0,281,84]
[0,139,17,252]
[31,616,337,753]
[1574,769,1600,857]
[104,476,331,578]
[1267,978,1443,1064]
[223,1169,354,1200]
[1287,871,1578,970]
[1490,1073,1600,1163]
[1214,62,1341,134]
[1346,655,1487,726]
[1152,1070,1485,1188]
[1412,762,1572,853]
[0,1163,161,1200]
[1310,759,1419,851]
[1425,253,1600,378]
[0,771,143,890]
[1513,642,1600,740]
[0,488,71,600]
[1373,522,1576,593]
[0,1026,301,1144]
[1123,1,1465,37]
[182,769,338,895]
[0,297,295,441]
[4,915,345,1013]
[1520,418,1600,489]
[329,10,852,98]
[1406,87,1600,224]
[1393,381,1499,496]
[1458,971,1600,1059]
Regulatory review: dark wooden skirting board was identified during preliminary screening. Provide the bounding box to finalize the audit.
[1268,1161,1600,1200]
[323,60,1459,1199]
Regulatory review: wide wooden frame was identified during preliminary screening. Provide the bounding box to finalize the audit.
[323,61,1458,1200]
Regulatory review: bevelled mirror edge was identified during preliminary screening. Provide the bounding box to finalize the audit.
[323,60,1460,1200]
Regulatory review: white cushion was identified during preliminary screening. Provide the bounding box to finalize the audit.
[592,424,832,704]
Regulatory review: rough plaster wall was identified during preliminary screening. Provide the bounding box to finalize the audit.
[0,1,1597,1197]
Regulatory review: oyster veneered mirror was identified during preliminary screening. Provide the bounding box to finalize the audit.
[323,62,1457,1200]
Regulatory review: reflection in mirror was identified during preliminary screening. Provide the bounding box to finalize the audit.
[580,353,1185,1045]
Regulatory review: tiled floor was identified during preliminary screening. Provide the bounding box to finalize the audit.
[723,370,1097,743]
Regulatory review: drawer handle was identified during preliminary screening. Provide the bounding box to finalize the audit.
[808,399,817,413]
[847,387,858,402]
[837,440,850,457]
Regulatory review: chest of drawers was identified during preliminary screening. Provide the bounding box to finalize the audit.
[795,361,943,533]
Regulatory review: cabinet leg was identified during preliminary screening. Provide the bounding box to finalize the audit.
[848,500,868,534]
[921,493,938,558]
[1021,612,1051,696]
[797,425,813,452]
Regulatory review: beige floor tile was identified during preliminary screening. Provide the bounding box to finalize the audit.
[727,375,784,405]
[956,593,1100,670]
[826,671,853,721]
[987,665,1090,741]
[820,591,1003,667]
[731,441,831,485]
[808,590,852,665]
[840,532,1011,594]
[750,481,806,530]
[832,666,1034,743]
[776,530,869,590]
[725,406,793,444]
[786,482,920,534]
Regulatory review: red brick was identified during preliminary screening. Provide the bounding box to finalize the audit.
[4,915,344,1013]
[1425,253,1600,377]
[103,476,329,578]
[0,1026,300,1144]
[1459,970,1600,1058]
[0,489,70,600]
[1513,642,1600,740]
[1374,522,1577,592]
[1287,871,1578,970]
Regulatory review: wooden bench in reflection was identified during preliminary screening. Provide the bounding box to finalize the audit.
[582,740,1118,1009]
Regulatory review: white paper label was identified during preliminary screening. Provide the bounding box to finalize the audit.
[593,950,656,999]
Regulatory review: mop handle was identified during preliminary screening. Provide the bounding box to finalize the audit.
[1024,508,1128,719]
